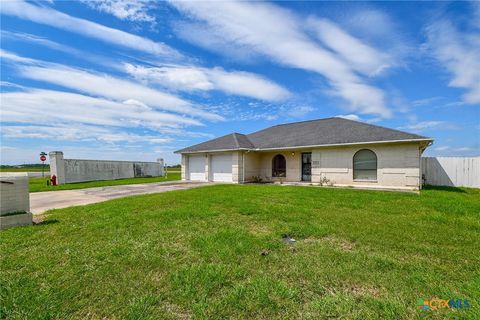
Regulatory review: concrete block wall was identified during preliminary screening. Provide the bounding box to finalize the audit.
[181,154,188,180]
[49,151,164,184]
[243,151,261,181]
[312,142,422,189]
[0,173,30,215]
[258,150,302,182]
[239,142,422,189]
[181,142,424,190]
[205,154,210,181]
[232,151,242,183]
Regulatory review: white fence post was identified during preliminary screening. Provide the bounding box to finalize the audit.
[49,151,66,184]
[157,158,164,176]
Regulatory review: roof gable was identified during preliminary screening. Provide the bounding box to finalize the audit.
[175,132,254,153]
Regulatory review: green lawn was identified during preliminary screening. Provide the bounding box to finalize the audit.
[1,185,479,319]
[29,172,180,192]
[0,167,48,172]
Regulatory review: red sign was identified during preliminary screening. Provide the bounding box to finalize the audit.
[40,155,47,162]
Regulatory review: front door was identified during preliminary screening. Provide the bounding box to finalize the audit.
[302,152,312,181]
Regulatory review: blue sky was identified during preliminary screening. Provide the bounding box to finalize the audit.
[1,0,479,165]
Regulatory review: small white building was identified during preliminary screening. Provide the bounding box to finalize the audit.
[175,117,433,191]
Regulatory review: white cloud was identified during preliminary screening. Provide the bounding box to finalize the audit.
[473,2,480,29]
[1,51,210,166]
[307,18,392,76]
[1,124,171,144]
[398,121,447,132]
[233,101,315,121]
[336,114,383,124]
[1,30,115,67]
[82,0,157,25]
[0,81,26,90]
[443,101,468,108]
[1,31,82,56]
[0,49,37,64]
[172,21,260,63]
[0,50,222,121]
[1,88,201,129]
[336,114,361,121]
[434,146,476,153]
[426,20,480,104]
[0,146,17,151]
[282,105,314,118]
[125,64,213,91]
[20,64,218,120]
[339,7,412,61]
[207,68,290,102]
[411,96,443,107]
[342,8,397,41]
[169,1,392,118]
[0,87,210,157]
[235,112,278,122]
[0,50,223,162]
[3,30,288,102]
[0,0,181,59]
[125,63,290,101]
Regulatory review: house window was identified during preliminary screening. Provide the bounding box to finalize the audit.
[353,149,377,181]
[272,154,286,177]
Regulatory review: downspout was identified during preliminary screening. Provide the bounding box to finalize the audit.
[419,146,423,190]
[419,141,433,189]
[242,151,245,184]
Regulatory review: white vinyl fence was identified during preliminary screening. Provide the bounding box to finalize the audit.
[422,157,480,188]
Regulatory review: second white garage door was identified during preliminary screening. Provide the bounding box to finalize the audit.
[188,155,206,181]
[210,153,233,182]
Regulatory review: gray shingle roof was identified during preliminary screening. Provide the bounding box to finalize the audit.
[175,117,432,153]
[175,133,254,153]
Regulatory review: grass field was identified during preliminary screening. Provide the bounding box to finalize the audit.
[0,167,49,172]
[29,172,181,192]
[1,185,479,319]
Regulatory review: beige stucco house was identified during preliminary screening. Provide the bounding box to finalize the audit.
[175,117,433,190]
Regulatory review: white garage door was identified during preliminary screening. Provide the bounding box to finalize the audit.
[188,155,206,181]
[210,153,233,182]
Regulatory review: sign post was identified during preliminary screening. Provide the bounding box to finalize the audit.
[40,152,47,177]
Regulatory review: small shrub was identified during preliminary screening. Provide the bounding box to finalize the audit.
[251,176,263,183]
[319,176,331,186]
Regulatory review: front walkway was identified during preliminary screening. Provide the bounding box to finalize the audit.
[30,181,210,215]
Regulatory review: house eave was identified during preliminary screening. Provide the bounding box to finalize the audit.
[175,138,433,154]
[174,148,251,154]
[252,138,434,152]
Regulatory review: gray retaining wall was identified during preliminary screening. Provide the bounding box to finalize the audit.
[49,151,164,184]
[0,173,32,229]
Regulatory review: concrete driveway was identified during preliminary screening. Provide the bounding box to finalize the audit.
[30,181,210,215]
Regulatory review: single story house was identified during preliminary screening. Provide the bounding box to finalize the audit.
[175,117,433,190]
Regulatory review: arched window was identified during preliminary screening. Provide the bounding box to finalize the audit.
[353,149,377,181]
[272,154,286,177]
